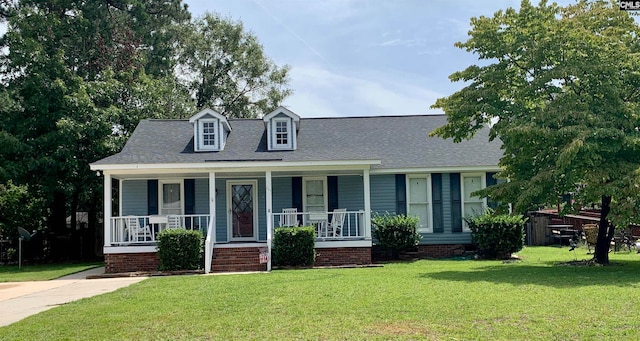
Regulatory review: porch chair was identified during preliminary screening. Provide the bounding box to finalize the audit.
[125,216,153,242]
[167,215,182,229]
[326,209,347,238]
[281,208,299,227]
[582,224,598,254]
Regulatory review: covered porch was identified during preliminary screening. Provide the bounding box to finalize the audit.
[98,161,376,273]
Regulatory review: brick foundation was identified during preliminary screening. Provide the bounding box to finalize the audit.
[314,247,372,266]
[415,244,468,258]
[105,252,160,273]
[211,247,267,272]
[105,246,374,273]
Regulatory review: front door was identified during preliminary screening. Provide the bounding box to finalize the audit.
[227,180,258,241]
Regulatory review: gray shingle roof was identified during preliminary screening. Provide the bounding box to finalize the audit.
[92,115,502,170]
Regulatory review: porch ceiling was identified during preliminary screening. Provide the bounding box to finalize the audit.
[111,169,366,180]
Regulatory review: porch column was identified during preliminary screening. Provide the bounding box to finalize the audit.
[103,172,112,247]
[209,172,216,244]
[265,171,273,271]
[363,168,372,239]
[205,172,216,274]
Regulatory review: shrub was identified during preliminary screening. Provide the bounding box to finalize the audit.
[466,210,526,259]
[156,229,203,271]
[273,226,315,267]
[372,213,421,259]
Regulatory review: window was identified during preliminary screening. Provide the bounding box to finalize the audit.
[303,177,327,213]
[198,119,217,150]
[202,121,216,146]
[160,181,183,215]
[273,118,291,149]
[461,173,486,231]
[407,175,432,233]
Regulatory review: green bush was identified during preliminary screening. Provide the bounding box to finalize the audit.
[372,213,421,259]
[273,226,316,267]
[466,210,526,259]
[156,229,203,271]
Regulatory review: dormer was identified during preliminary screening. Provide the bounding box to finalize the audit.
[263,106,300,151]
[189,108,231,152]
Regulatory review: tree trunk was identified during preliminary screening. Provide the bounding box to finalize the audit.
[593,195,613,264]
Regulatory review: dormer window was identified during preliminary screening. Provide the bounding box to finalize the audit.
[200,119,218,149]
[264,106,300,151]
[189,108,231,152]
[274,118,291,148]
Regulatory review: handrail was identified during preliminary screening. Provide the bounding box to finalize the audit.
[204,218,215,274]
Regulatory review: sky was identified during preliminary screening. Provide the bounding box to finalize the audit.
[184,0,577,118]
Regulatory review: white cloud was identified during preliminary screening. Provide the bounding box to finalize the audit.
[283,65,444,118]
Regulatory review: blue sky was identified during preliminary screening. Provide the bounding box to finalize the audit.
[185,0,576,117]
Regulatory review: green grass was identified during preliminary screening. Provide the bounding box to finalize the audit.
[2,247,640,340]
[0,262,102,282]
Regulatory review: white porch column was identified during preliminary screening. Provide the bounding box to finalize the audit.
[103,172,112,247]
[265,171,273,271]
[205,172,216,274]
[363,168,372,239]
[209,172,216,243]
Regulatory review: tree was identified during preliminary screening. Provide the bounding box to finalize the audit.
[430,0,640,264]
[177,13,292,118]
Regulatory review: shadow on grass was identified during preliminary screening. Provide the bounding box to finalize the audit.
[420,260,640,288]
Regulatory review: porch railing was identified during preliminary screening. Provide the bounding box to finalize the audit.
[109,214,210,245]
[271,210,366,239]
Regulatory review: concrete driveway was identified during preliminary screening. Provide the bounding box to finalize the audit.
[0,267,147,327]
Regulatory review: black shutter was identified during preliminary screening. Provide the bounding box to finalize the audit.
[147,180,158,215]
[450,173,462,233]
[292,177,303,212]
[184,179,195,214]
[395,174,407,215]
[486,172,498,209]
[432,173,444,233]
[328,176,339,212]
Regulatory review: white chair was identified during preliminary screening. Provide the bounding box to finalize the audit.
[167,215,182,229]
[125,216,152,242]
[281,208,299,227]
[326,209,347,238]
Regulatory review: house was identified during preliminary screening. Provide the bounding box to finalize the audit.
[90,107,502,273]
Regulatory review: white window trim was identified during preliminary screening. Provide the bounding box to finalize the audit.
[198,118,218,151]
[302,176,328,213]
[158,180,184,215]
[461,173,487,232]
[406,174,433,233]
[226,180,259,242]
[272,118,292,150]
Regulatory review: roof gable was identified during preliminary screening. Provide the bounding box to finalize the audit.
[189,108,231,131]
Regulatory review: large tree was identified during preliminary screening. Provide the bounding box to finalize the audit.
[177,13,291,118]
[431,0,640,264]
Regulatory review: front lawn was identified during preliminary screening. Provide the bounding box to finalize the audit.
[2,247,640,340]
[0,263,102,282]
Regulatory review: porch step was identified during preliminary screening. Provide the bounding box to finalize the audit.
[210,247,267,272]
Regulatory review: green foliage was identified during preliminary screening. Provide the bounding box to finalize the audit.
[273,227,316,267]
[0,181,45,239]
[156,229,203,271]
[372,213,421,258]
[430,0,640,264]
[177,12,292,117]
[466,210,526,259]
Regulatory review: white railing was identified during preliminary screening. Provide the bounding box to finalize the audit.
[204,218,215,274]
[271,210,367,239]
[109,214,210,245]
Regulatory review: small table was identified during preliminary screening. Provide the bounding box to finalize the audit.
[547,225,576,246]
[148,216,168,239]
